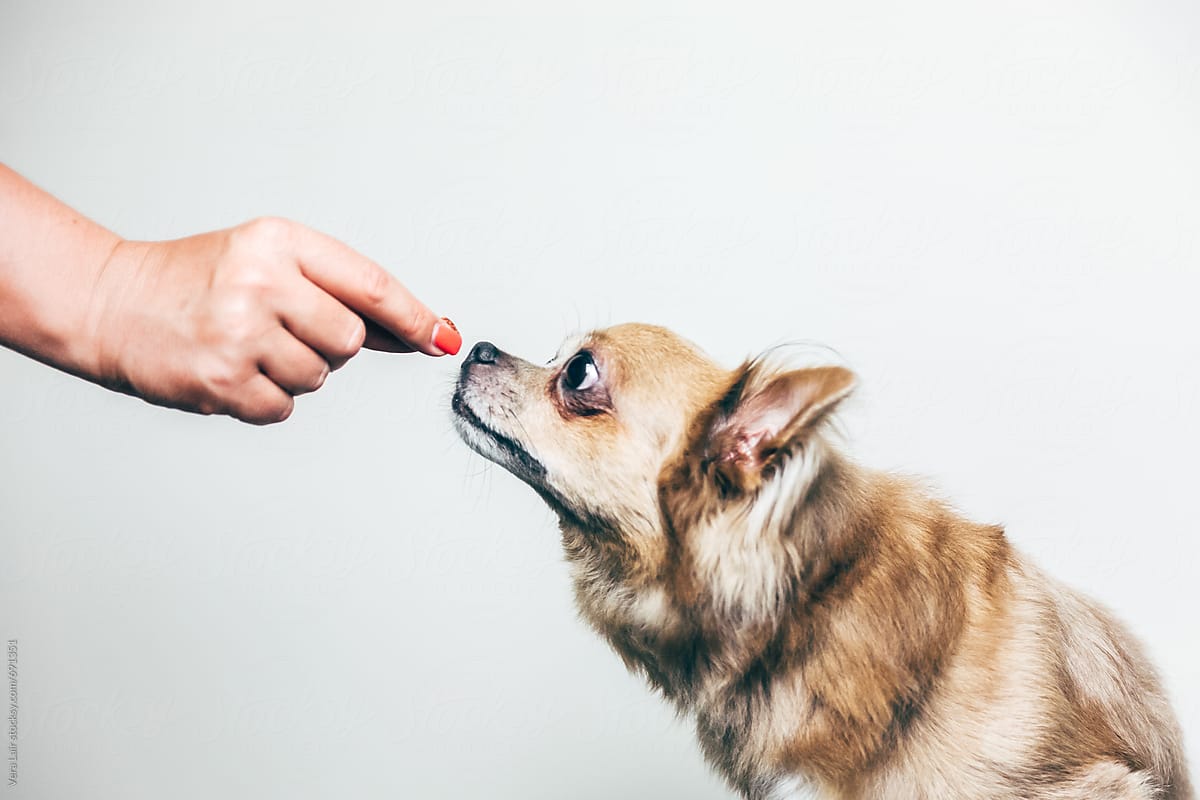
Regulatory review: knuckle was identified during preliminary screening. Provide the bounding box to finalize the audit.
[202,359,241,394]
[343,316,364,352]
[399,304,426,339]
[230,264,274,293]
[247,215,293,243]
[224,318,258,350]
[290,358,329,395]
[234,216,294,254]
[307,366,329,392]
[208,290,266,346]
[335,318,366,358]
[192,395,220,416]
[240,390,292,425]
[361,265,391,308]
[271,397,295,423]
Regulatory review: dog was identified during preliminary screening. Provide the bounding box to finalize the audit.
[451,323,1191,799]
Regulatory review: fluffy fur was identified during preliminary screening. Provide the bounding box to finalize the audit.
[452,323,1191,799]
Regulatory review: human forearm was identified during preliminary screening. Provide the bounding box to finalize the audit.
[0,163,121,380]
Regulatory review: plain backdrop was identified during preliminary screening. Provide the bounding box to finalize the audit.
[2,2,1199,798]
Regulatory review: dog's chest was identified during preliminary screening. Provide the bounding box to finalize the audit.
[763,775,822,800]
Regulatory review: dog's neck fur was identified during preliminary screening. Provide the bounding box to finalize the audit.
[557,444,1013,796]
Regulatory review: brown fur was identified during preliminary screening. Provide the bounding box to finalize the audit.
[452,324,1191,800]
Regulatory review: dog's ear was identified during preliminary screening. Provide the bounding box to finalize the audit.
[706,364,855,491]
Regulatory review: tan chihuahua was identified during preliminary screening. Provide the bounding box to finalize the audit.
[451,323,1190,800]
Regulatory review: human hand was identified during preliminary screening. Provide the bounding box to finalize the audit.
[86,217,461,424]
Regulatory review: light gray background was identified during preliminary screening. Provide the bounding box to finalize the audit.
[2,1,1198,798]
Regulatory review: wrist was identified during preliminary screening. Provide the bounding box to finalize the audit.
[0,166,135,388]
[77,237,148,392]
[0,231,124,385]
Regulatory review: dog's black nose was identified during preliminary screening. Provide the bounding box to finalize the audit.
[465,341,499,365]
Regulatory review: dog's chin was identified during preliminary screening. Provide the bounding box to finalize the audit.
[450,391,617,534]
[451,390,548,485]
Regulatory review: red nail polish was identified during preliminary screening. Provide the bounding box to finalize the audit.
[433,317,462,355]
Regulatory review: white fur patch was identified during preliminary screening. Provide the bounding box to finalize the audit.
[628,585,675,631]
[690,439,828,625]
[578,579,682,640]
[765,774,821,800]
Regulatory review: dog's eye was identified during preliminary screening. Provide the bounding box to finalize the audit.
[563,352,599,391]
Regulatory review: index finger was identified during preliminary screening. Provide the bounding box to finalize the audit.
[289,225,460,356]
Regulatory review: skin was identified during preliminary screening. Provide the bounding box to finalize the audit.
[0,163,455,424]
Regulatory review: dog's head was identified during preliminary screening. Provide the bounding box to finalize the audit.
[451,323,856,550]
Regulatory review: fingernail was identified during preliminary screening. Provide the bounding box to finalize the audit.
[432,317,462,356]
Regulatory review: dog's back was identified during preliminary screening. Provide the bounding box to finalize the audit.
[855,551,1191,800]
